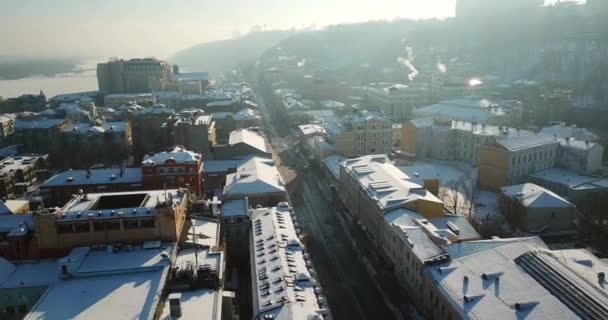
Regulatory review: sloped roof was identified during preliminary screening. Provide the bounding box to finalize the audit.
[341,155,443,212]
[501,183,574,208]
[229,129,268,153]
[223,157,285,197]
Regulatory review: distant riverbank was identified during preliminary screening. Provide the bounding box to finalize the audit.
[0,59,99,98]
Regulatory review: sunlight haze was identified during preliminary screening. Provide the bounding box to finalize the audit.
[0,0,456,59]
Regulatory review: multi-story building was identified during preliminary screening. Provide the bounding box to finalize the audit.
[366,83,429,121]
[478,134,560,190]
[12,117,67,154]
[0,155,48,198]
[337,155,481,313]
[39,167,143,206]
[401,118,534,164]
[412,98,524,126]
[323,113,393,157]
[249,203,331,320]
[223,157,286,207]
[97,58,173,94]
[142,146,203,196]
[35,189,189,257]
[130,104,175,162]
[164,111,216,159]
[58,121,133,169]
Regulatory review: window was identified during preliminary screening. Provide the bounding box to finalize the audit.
[57,223,74,234]
[106,221,121,230]
[124,219,140,229]
[140,218,155,229]
[74,222,90,233]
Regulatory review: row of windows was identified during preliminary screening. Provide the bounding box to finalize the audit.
[512,149,553,165]
[57,218,156,234]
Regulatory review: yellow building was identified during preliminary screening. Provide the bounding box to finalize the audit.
[35,189,189,257]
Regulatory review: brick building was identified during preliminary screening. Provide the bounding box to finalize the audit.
[142,146,203,196]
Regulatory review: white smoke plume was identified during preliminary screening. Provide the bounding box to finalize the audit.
[297,59,307,68]
[397,46,419,81]
[436,61,447,74]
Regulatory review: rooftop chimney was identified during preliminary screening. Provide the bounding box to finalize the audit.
[169,293,182,318]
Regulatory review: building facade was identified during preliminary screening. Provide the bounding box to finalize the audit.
[35,189,188,257]
[142,146,204,196]
[478,135,559,190]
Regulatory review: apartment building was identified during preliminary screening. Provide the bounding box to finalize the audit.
[478,134,559,190]
[366,83,429,121]
[0,155,47,198]
[401,118,534,164]
[164,111,216,159]
[337,155,480,313]
[12,117,68,155]
[323,113,392,157]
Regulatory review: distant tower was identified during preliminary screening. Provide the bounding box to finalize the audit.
[172,65,180,75]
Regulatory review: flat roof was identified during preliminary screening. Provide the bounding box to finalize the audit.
[55,189,186,222]
[530,168,608,190]
[40,168,142,188]
[25,245,173,320]
[221,198,249,217]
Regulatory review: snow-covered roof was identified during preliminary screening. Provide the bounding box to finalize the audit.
[229,129,268,153]
[55,189,186,222]
[501,183,574,208]
[298,124,326,137]
[250,205,329,320]
[14,118,64,129]
[61,122,127,134]
[22,245,173,320]
[530,168,608,191]
[558,138,600,151]
[322,155,345,181]
[341,155,443,212]
[414,98,522,123]
[496,134,558,152]
[142,146,201,165]
[431,237,608,320]
[541,124,599,142]
[320,100,345,109]
[223,157,285,197]
[40,168,142,188]
[233,108,261,121]
[203,160,243,173]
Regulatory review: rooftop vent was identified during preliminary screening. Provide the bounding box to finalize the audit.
[481,272,503,281]
[464,294,484,304]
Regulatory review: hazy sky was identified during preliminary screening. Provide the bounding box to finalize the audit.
[0,0,457,59]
